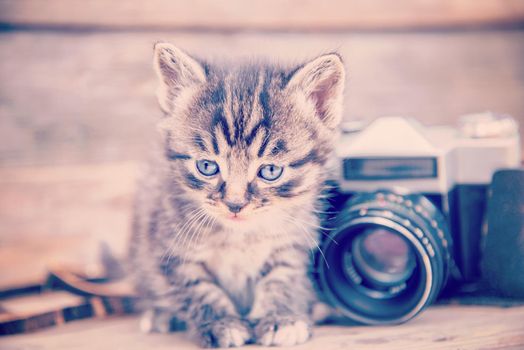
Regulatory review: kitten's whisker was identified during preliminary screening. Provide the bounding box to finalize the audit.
[310,208,338,215]
[160,206,202,262]
[290,215,334,231]
[191,212,212,248]
[279,215,319,261]
[162,207,205,263]
[280,208,338,245]
[164,206,202,245]
[174,207,205,239]
[179,209,208,251]
[177,208,208,253]
[189,213,215,261]
[282,220,327,264]
[280,213,330,269]
[171,210,206,266]
[182,210,212,264]
[202,214,216,241]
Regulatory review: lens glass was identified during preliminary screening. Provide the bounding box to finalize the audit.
[351,227,416,288]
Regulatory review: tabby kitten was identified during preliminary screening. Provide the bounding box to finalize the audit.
[129,42,345,348]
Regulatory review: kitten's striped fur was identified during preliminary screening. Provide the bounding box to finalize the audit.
[129,43,345,347]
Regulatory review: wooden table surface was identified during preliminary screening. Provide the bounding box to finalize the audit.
[1,306,524,350]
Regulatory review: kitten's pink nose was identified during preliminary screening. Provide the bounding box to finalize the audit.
[225,201,246,214]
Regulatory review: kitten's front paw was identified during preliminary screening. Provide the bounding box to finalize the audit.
[196,316,252,348]
[140,308,171,333]
[255,314,312,347]
[139,308,185,333]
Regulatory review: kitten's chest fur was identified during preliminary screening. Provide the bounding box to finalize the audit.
[195,231,280,315]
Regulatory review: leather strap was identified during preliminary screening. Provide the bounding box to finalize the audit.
[0,268,138,336]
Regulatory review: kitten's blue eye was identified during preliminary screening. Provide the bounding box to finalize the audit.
[258,164,283,182]
[196,160,219,176]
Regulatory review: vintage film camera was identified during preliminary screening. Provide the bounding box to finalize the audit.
[313,113,522,325]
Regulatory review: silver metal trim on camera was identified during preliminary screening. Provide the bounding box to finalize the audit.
[335,113,520,194]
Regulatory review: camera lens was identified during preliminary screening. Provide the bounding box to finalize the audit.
[351,227,416,289]
[315,191,453,325]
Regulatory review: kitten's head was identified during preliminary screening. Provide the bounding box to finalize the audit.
[153,43,345,229]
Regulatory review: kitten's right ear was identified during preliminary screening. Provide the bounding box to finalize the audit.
[153,42,207,113]
[286,53,345,130]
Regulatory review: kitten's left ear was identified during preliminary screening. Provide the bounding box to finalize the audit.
[286,53,345,129]
[153,42,207,113]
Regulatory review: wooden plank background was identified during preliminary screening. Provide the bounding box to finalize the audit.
[1,1,523,166]
[1,0,524,31]
[1,30,524,166]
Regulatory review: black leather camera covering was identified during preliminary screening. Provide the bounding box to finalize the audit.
[481,168,524,298]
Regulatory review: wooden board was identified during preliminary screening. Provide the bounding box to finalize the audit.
[0,163,138,289]
[1,30,524,166]
[1,306,524,349]
[1,0,524,31]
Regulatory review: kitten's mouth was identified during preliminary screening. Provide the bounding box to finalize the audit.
[227,213,245,221]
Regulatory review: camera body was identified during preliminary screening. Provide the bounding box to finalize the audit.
[314,113,521,324]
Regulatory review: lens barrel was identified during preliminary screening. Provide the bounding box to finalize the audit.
[315,190,453,325]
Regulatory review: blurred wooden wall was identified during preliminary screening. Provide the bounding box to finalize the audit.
[1,1,524,166]
[1,0,524,31]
